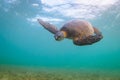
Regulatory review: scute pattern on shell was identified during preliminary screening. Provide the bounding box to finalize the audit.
[60,20,94,39]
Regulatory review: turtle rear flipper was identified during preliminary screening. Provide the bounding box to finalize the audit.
[93,27,103,40]
[38,19,59,34]
[73,27,103,46]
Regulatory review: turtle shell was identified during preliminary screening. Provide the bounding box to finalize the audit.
[60,20,94,39]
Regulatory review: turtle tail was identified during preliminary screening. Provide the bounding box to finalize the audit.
[38,19,59,34]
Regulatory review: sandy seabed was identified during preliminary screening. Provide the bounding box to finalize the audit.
[0,65,120,80]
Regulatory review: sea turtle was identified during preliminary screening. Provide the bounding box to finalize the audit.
[38,19,103,46]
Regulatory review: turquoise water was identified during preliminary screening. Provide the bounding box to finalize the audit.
[0,0,120,72]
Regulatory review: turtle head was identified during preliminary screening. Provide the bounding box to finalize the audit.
[54,31,65,41]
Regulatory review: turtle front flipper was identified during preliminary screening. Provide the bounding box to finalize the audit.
[38,19,59,34]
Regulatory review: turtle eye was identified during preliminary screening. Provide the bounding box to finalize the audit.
[58,36,61,38]
[57,36,61,40]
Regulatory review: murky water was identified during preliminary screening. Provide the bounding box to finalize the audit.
[0,0,120,80]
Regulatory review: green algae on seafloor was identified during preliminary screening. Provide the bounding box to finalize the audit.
[0,66,120,80]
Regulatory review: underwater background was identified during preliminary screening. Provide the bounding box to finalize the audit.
[0,0,120,80]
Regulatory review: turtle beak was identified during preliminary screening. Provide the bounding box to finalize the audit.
[54,35,59,40]
[55,36,58,40]
[54,35,62,41]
